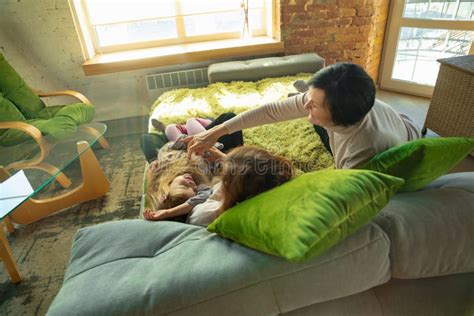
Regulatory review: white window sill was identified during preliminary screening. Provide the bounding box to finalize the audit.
[82,37,284,76]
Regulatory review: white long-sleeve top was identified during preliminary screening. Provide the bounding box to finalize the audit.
[223,93,421,169]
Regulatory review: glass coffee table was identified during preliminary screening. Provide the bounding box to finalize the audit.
[0,122,109,283]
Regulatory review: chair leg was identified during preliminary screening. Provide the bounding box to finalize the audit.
[3,217,15,233]
[15,162,71,188]
[9,162,71,188]
[0,227,22,283]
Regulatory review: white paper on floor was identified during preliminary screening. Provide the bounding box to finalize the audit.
[0,170,34,218]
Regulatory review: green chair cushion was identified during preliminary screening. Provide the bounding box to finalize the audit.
[0,95,26,138]
[37,105,64,119]
[0,95,25,122]
[208,169,404,262]
[0,103,95,146]
[0,53,45,118]
[34,103,95,138]
[361,137,474,192]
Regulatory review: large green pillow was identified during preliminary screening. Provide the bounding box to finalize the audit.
[208,169,404,262]
[362,137,474,192]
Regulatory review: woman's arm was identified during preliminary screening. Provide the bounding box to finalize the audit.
[223,92,308,134]
[186,93,308,156]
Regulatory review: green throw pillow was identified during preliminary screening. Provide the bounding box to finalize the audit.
[208,169,404,262]
[362,137,474,192]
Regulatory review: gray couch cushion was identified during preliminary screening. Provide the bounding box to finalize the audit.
[48,220,389,315]
[374,172,474,279]
[207,53,324,83]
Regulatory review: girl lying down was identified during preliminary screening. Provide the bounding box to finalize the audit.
[145,146,295,226]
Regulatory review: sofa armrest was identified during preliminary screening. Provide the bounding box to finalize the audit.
[37,90,92,105]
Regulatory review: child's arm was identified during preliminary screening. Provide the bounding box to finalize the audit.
[203,147,227,162]
[144,202,193,221]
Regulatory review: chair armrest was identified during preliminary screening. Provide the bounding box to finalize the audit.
[37,90,92,105]
[0,121,42,140]
[0,121,48,167]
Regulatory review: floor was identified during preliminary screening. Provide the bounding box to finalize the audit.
[0,132,147,315]
[0,89,473,315]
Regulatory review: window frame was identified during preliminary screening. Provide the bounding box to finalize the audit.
[75,0,270,55]
[380,0,474,97]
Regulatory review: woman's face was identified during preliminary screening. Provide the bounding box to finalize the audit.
[170,173,197,198]
[303,87,333,127]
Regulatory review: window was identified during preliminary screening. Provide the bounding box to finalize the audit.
[380,0,473,97]
[75,0,271,54]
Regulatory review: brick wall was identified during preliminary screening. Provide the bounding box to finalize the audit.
[280,0,390,82]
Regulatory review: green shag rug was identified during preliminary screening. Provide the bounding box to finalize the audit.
[149,74,335,172]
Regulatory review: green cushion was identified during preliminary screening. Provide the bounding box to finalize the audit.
[0,95,26,138]
[0,53,45,118]
[37,105,63,119]
[361,137,474,192]
[0,126,33,146]
[207,169,404,262]
[0,95,25,122]
[34,103,95,139]
[0,103,95,146]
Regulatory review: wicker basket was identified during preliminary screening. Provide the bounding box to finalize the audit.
[422,55,474,138]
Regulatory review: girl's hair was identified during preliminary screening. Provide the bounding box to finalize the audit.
[147,151,211,211]
[219,146,294,213]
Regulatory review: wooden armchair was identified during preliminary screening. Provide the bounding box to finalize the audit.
[0,89,109,185]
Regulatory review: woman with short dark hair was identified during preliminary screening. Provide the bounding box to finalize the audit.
[185,63,421,169]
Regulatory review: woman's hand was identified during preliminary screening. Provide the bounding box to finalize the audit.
[183,125,228,158]
[143,208,171,221]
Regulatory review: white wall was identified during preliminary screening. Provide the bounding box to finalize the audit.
[0,0,214,121]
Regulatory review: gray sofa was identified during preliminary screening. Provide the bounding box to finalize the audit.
[48,172,474,315]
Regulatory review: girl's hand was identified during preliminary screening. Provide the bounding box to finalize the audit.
[203,147,227,163]
[147,160,160,175]
[143,208,170,221]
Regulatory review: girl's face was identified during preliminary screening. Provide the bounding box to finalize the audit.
[169,173,198,198]
[303,87,333,127]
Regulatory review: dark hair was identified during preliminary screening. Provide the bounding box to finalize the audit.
[307,63,375,126]
[219,146,294,214]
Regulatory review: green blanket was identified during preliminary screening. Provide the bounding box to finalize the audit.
[149,74,334,172]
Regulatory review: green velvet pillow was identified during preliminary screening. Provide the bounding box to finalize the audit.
[208,169,404,262]
[362,137,474,192]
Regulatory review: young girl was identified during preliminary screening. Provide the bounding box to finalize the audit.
[144,146,295,226]
[144,112,244,161]
[152,117,213,144]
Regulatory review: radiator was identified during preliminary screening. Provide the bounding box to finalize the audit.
[146,68,209,98]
